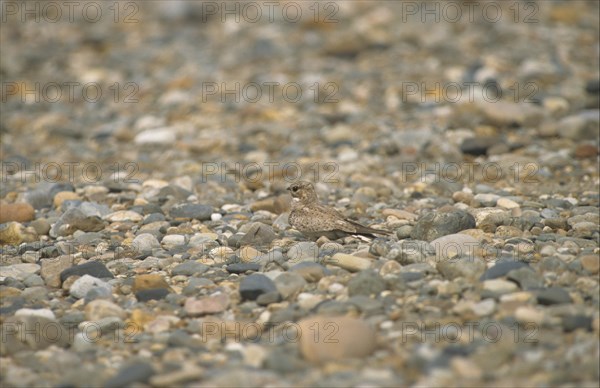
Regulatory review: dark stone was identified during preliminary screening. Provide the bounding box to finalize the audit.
[480,260,530,280]
[60,261,114,282]
[135,288,170,302]
[171,261,209,276]
[239,274,277,301]
[585,79,600,94]
[40,246,59,258]
[536,287,572,305]
[226,263,261,274]
[562,315,593,332]
[460,136,500,156]
[506,267,543,290]
[142,213,166,225]
[104,361,155,388]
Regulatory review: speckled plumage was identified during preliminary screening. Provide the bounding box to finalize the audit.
[287,181,391,240]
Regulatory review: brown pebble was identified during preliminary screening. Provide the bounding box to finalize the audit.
[580,255,599,274]
[133,274,173,292]
[0,203,35,223]
[574,144,599,158]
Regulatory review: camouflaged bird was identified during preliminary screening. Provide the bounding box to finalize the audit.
[287,181,391,240]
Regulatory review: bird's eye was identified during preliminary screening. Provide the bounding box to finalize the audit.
[292,186,298,192]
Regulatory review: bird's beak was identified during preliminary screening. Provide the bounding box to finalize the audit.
[286,187,291,191]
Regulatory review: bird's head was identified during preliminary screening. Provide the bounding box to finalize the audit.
[287,180,318,204]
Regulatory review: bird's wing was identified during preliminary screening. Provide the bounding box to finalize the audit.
[311,204,359,233]
[344,218,392,235]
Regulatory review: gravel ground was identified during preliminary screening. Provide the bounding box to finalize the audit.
[1,1,599,386]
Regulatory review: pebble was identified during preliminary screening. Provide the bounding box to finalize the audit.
[103,210,143,222]
[298,316,377,363]
[132,274,172,292]
[104,361,155,388]
[497,198,520,210]
[135,288,171,302]
[386,240,436,265]
[132,233,161,254]
[481,260,530,280]
[40,255,73,287]
[437,257,486,280]
[347,270,386,297]
[171,261,209,276]
[536,287,572,305]
[169,203,213,220]
[430,234,479,261]
[14,308,55,320]
[482,279,519,296]
[1,315,70,354]
[162,234,186,248]
[226,263,261,274]
[85,299,126,321]
[382,208,417,221]
[0,203,35,223]
[287,242,319,263]
[0,263,41,281]
[274,272,307,299]
[290,262,327,282]
[239,274,277,301]
[53,191,81,209]
[184,292,230,316]
[325,253,372,272]
[239,223,277,247]
[411,209,476,241]
[60,261,114,282]
[134,127,177,145]
[580,255,599,274]
[69,275,113,299]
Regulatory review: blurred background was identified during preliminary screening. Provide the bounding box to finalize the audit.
[1,0,598,196]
